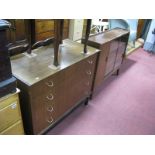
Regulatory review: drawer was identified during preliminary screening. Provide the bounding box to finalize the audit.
[35,20,54,34]
[35,31,54,41]
[0,120,24,135]
[0,93,18,109]
[31,70,65,97]
[0,96,21,132]
[31,82,65,134]
[84,54,97,69]
[65,77,91,110]
[74,19,84,27]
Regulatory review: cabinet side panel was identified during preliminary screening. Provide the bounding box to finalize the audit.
[17,80,34,134]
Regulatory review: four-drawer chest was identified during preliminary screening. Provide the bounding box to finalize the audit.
[11,40,100,134]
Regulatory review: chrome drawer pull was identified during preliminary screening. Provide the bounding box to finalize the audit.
[87,60,93,64]
[46,94,54,100]
[46,116,54,124]
[47,106,54,112]
[46,81,54,87]
[86,70,92,75]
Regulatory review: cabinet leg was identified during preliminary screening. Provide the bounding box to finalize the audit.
[112,69,120,76]
[116,69,120,75]
[84,97,89,106]
[89,94,93,100]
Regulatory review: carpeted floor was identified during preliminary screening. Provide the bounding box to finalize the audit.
[47,48,155,135]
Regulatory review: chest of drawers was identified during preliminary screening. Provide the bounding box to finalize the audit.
[0,89,24,135]
[11,40,99,134]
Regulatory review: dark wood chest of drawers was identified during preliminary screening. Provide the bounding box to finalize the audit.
[82,28,129,92]
[11,40,99,134]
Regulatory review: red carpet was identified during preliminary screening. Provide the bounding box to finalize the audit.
[47,48,155,135]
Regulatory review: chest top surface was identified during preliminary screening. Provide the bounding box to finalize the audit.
[11,39,99,86]
[88,28,129,45]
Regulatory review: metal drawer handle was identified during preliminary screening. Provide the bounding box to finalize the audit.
[46,94,54,101]
[46,116,54,124]
[47,106,54,112]
[86,70,92,75]
[87,60,93,64]
[46,81,54,87]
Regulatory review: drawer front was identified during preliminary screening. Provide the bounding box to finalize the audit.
[74,19,84,28]
[31,70,65,97]
[0,97,21,132]
[0,120,24,135]
[65,54,97,108]
[31,81,65,134]
[35,20,54,34]
[30,70,66,134]
[30,54,97,134]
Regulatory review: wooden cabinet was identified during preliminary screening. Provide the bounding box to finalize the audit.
[6,19,70,55]
[6,19,30,56]
[0,89,24,135]
[82,28,129,92]
[35,19,69,42]
[11,40,99,134]
[0,20,16,98]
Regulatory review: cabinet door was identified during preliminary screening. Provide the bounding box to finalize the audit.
[114,35,128,69]
[105,40,119,76]
[94,43,109,89]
